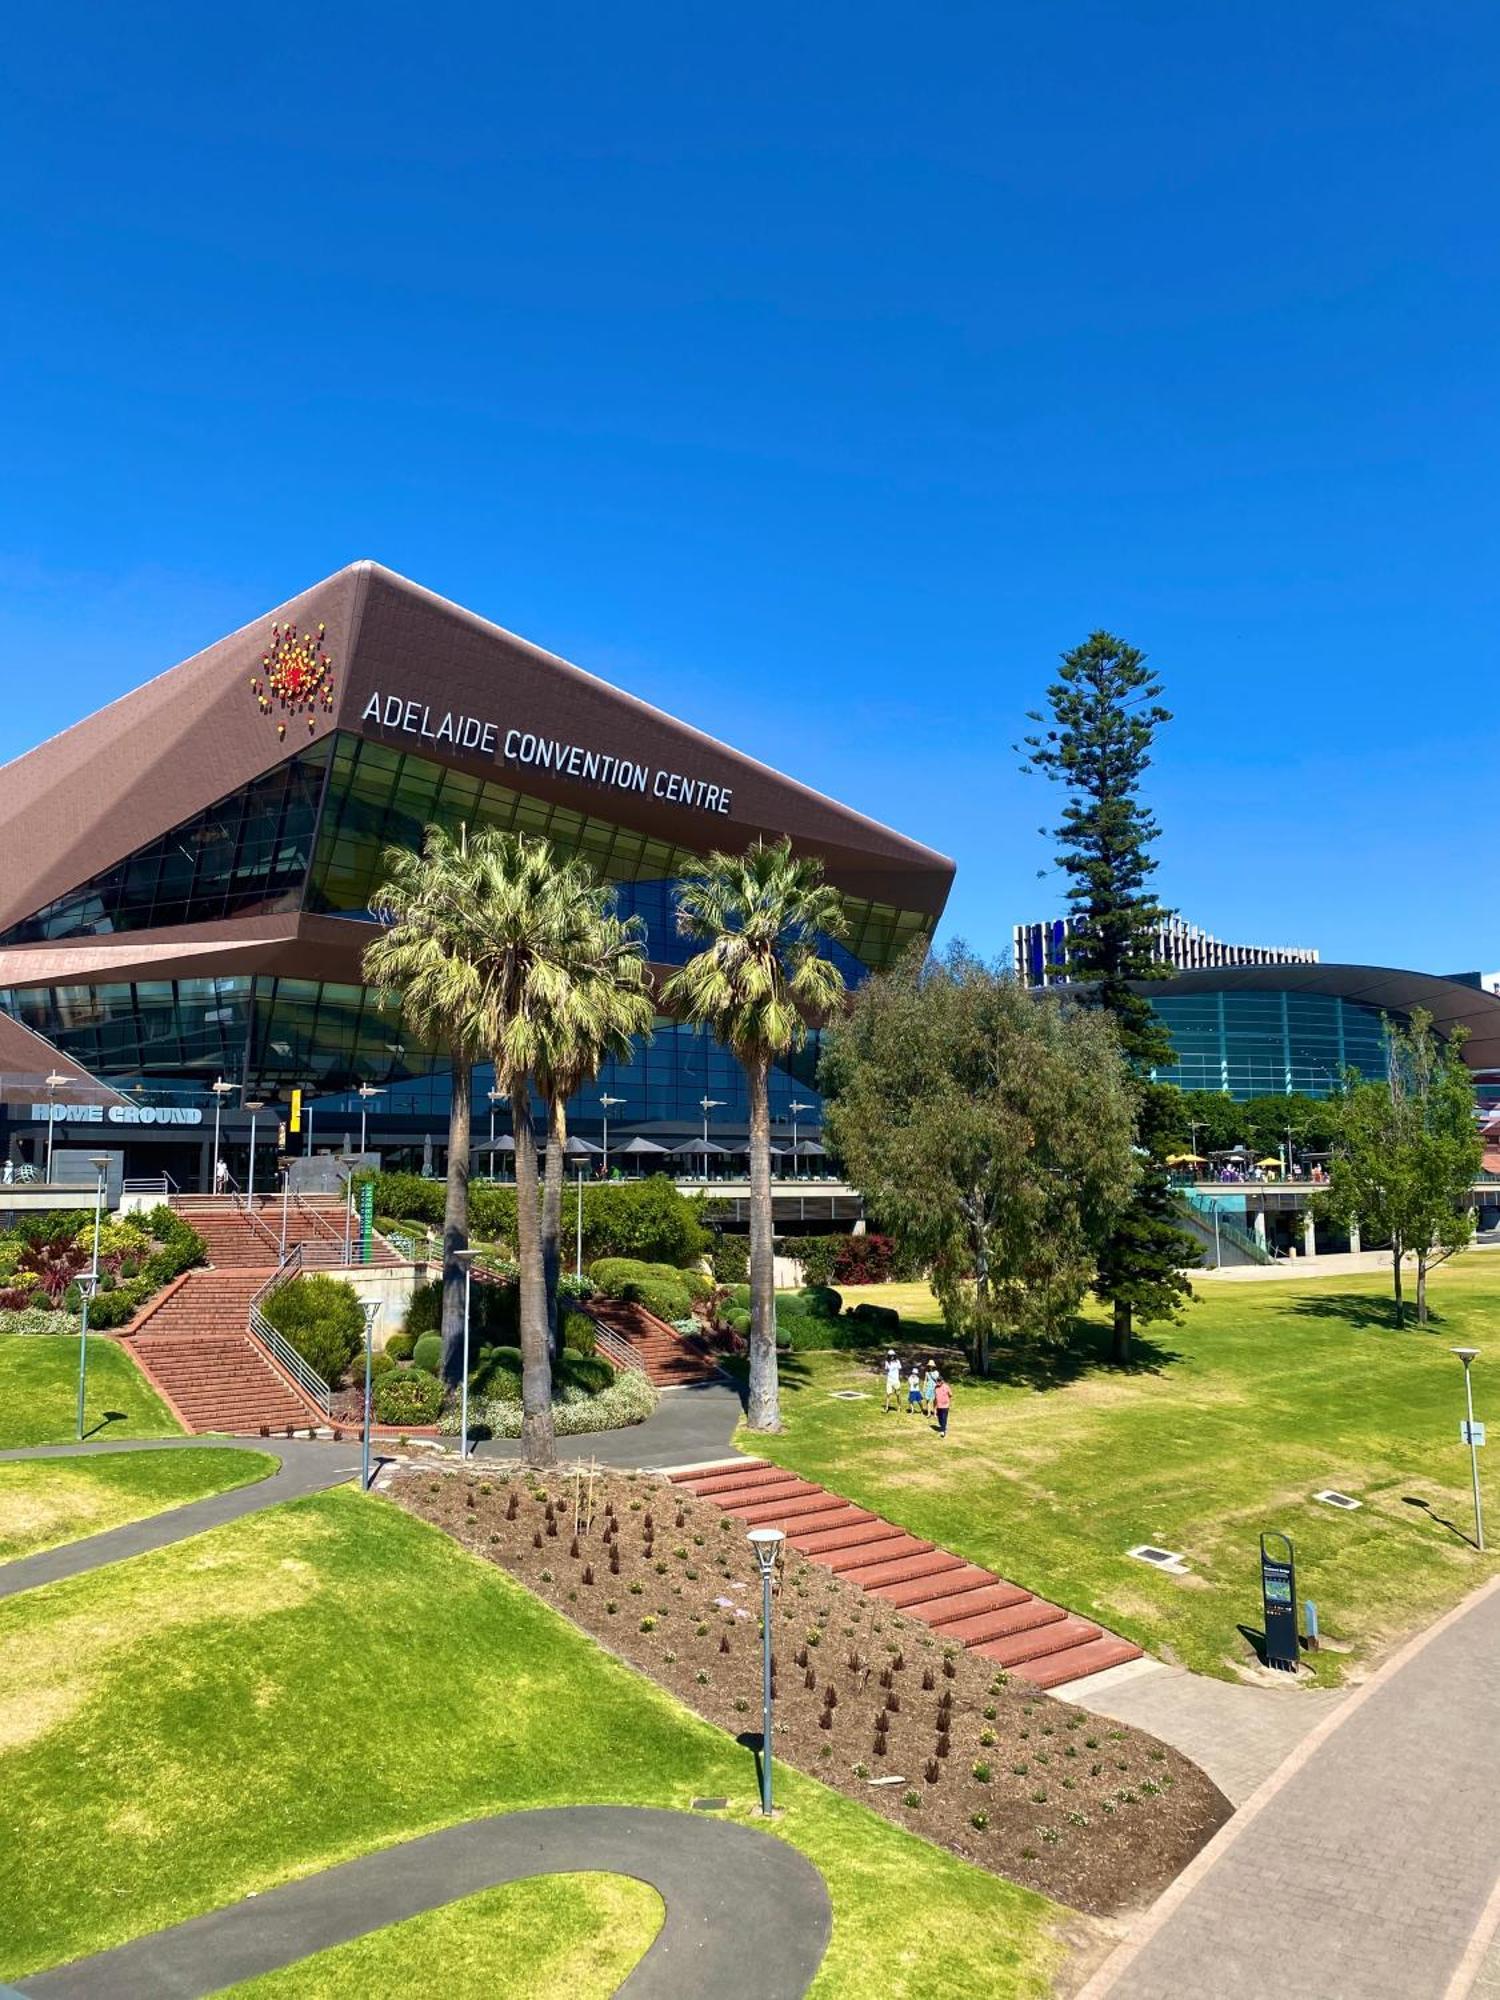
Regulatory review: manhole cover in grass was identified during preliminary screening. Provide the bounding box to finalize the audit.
[691,1797,729,1811]
[1127,1544,1189,1573]
[830,1391,870,1401]
[1314,1490,1362,1510]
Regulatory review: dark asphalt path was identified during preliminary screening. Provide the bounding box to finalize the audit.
[469,1376,745,1471]
[14,1805,832,2000]
[0,1437,358,1600]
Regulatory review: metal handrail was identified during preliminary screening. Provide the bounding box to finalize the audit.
[123,1174,176,1196]
[245,1246,334,1418]
[590,1320,648,1375]
[1181,1190,1275,1266]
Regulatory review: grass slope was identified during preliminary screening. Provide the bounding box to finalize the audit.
[0,1448,273,1562]
[748,1262,1500,1684]
[0,1489,1065,1999]
[0,1335,180,1448]
[224,1874,664,1999]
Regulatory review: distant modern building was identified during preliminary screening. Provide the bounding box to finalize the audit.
[1013,914,1319,989]
[0,563,953,1187]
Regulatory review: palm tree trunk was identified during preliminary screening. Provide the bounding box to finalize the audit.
[541,1094,566,1361]
[440,1055,471,1388]
[744,1054,781,1432]
[511,1075,557,1468]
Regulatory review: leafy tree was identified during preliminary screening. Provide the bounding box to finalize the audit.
[364,825,490,1389]
[532,894,653,1358]
[822,946,1138,1373]
[1320,1010,1482,1325]
[664,837,848,1432]
[1019,630,1198,1361]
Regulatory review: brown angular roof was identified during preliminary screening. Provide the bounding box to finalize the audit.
[0,563,954,937]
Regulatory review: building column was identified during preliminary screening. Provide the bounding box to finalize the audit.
[1253,1209,1267,1250]
[1302,1210,1317,1260]
[1348,1219,1361,1254]
[198,1137,213,1194]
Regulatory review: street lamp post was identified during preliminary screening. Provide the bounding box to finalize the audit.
[43,1070,68,1184]
[1453,1347,1485,1552]
[699,1096,724,1182]
[599,1093,624,1175]
[788,1099,813,1181]
[280,1164,290,1259]
[76,1152,111,1440]
[576,1161,586,1280]
[243,1098,264,1202]
[358,1083,385,1156]
[487,1087,506,1161]
[747,1526,784,1815]
[210,1076,236,1190]
[453,1248,481,1460]
[359,1299,381,1491]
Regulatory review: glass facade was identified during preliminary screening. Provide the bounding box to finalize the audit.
[0,734,933,1129]
[1147,990,1390,1098]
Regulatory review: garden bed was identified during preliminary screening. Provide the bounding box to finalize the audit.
[390,1463,1230,1916]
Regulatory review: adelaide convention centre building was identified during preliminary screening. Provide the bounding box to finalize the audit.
[0,563,953,1190]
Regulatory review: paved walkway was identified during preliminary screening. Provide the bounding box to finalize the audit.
[14,1805,832,1999]
[1058,1656,1345,1805]
[470,1377,744,1471]
[0,1437,357,1600]
[1081,1575,1500,2000]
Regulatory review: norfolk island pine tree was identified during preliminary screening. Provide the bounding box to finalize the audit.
[663,838,847,1432]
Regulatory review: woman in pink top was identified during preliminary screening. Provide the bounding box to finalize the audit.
[933,1375,951,1438]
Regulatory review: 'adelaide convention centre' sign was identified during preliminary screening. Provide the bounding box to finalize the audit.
[360,692,734,816]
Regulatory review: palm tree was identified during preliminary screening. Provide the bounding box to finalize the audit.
[534,903,653,1356]
[462,830,624,1467]
[663,837,848,1431]
[364,826,488,1390]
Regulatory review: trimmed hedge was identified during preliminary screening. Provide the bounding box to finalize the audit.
[411,1331,443,1376]
[711,1234,750,1286]
[457,1366,658,1439]
[262,1274,365,1388]
[383,1329,415,1362]
[374,1367,443,1425]
[588,1256,708,1323]
[360,1170,710,1266]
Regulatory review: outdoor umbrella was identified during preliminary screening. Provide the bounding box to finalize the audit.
[618,1135,670,1157]
[792,1138,828,1156]
[1256,1157,1283,1170]
[668,1138,731,1156]
[562,1135,602,1156]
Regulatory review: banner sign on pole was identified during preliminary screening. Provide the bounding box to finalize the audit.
[289,1088,302,1135]
[359,1181,374,1266]
[1260,1530,1299,1672]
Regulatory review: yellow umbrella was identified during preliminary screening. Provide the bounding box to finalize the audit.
[1256,1157,1283,1169]
[1166,1153,1205,1166]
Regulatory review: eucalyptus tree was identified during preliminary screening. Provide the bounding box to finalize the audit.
[534,902,653,1354]
[364,825,488,1387]
[664,837,847,1432]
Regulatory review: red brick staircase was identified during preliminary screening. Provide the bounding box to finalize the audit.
[670,1459,1142,1691]
[170,1196,401,1268]
[122,1267,327,1434]
[585,1297,724,1387]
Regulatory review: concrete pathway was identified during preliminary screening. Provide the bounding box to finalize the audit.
[1058,1656,1345,1805]
[1080,1575,1500,2000]
[0,1437,357,1600]
[469,1376,745,1472]
[13,1805,832,2000]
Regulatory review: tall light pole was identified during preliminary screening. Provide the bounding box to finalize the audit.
[210,1076,236,1190]
[487,1087,506,1161]
[43,1070,68,1184]
[699,1096,723,1182]
[76,1152,111,1440]
[358,1082,385,1156]
[599,1093,624,1175]
[576,1160,586,1279]
[359,1299,381,1491]
[243,1098,264,1202]
[280,1163,290,1259]
[454,1248,481,1460]
[747,1526,784,1816]
[1453,1347,1485,1552]
[788,1099,813,1181]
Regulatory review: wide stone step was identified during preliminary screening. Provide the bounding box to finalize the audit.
[822,1539,944,1582]
[973,1612,1103,1669]
[678,1465,785,1498]
[783,1507,878,1545]
[940,1598,1066,1648]
[1019,1635,1144,1689]
[730,1483,829,1519]
[904,1580,1034,1626]
[872,1563,1002,1610]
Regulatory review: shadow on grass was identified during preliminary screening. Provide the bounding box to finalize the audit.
[984,1319,1184,1391]
[81,1410,128,1441]
[1288,1292,1444,1333]
[1402,1493,1480,1550]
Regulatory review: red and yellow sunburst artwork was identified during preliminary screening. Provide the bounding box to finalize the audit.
[249,620,336,739]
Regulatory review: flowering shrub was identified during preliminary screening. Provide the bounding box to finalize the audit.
[453,1367,659,1439]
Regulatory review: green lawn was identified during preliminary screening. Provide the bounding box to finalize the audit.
[225,1874,664,1999]
[0,1334,181,1448]
[0,1488,1065,1999]
[749,1260,1500,1684]
[0,1447,273,1562]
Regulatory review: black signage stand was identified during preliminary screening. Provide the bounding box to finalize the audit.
[1260,1531,1299,1672]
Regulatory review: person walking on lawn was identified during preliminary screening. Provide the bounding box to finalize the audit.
[933,1373,951,1438]
[883,1351,902,1414]
[921,1361,938,1416]
[906,1364,922,1415]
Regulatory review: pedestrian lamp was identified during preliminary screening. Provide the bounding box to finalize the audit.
[788,1100,813,1180]
[575,1159,586,1280]
[1453,1348,1485,1553]
[357,1082,385,1156]
[74,1272,98,1440]
[487,1087,507,1158]
[359,1299,382,1491]
[243,1098,265,1202]
[453,1248,481,1460]
[747,1525,785,1816]
[43,1070,68,1184]
[699,1096,724,1181]
[599,1093,624,1175]
[209,1076,237,1190]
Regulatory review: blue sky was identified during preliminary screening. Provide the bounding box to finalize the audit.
[1,4,1495,971]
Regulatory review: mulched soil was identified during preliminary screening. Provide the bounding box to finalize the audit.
[390,1461,1232,1916]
